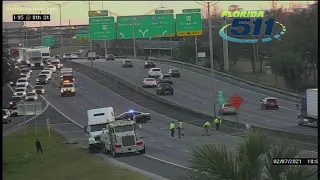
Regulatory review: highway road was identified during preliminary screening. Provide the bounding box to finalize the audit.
[22,64,317,179]
[73,59,317,136]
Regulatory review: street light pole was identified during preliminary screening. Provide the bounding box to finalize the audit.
[102,2,108,57]
[222,17,229,72]
[195,36,198,64]
[207,2,217,118]
[89,2,93,55]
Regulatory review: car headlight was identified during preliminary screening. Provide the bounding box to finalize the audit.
[36,78,39,81]
[61,89,64,93]
[71,89,75,92]
[41,89,44,92]
[33,90,36,93]
[10,102,12,104]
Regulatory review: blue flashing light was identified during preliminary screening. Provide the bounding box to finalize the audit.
[128,109,134,113]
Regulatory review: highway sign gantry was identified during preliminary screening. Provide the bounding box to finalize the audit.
[41,35,55,47]
[117,14,175,39]
[176,12,202,37]
[89,15,115,40]
[182,9,201,13]
[76,34,90,41]
[88,10,108,17]
[155,9,174,14]
[228,93,244,109]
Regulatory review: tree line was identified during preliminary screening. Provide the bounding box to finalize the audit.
[174,3,318,92]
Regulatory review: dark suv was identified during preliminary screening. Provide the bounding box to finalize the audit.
[156,83,173,95]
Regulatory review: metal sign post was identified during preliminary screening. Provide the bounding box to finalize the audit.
[46,118,51,140]
[228,94,244,129]
[17,102,42,134]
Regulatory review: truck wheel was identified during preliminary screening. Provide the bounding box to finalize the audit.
[112,148,119,157]
[139,147,146,154]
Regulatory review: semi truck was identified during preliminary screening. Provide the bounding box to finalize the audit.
[26,48,43,69]
[298,88,318,127]
[39,47,50,63]
[100,120,145,157]
[57,68,74,85]
[85,107,115,152]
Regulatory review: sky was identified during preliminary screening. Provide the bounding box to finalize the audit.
[3,1,314,27]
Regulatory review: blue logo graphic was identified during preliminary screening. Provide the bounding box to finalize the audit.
[219,10,286,43]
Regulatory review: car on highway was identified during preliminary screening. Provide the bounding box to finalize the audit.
[49,59,62,69]
[142,78,157,88]
[156,83,174,95]
[9,96,23,108]
[148,68,162,78]
[15,84,28,91]
[144,61,155,68]
[261,97,279,110]
[168,68,180,77]
[3,109,11,124]
[47,65,57,73]
[37,74,50,84]
[21,68,32,76]
[14,88,27,97]
[122,60,133,68]
[63,53,72,60]
[219,103,237,115]
[10,106,19,117]
[43,67,53,73]
[61,82,76,97]
[33,85,45,94]
[40,70,52,80]
[105,54,115,61]
[20,74,30,79]
[16,78,29,87]
[115,110,151,123]
[71,54,78,59]
[25,92,38,101]
[157,74,173,84]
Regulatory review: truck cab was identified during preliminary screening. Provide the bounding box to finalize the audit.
[85,107,115,152]
[100,120,145,157]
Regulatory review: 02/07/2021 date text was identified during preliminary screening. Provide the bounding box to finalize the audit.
[272,158,318,165]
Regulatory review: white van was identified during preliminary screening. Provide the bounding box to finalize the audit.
[148,68,162,78]
[85,107,115,151]
[39,47,50,62]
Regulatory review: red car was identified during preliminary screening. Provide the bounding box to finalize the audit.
[261,97,279,109]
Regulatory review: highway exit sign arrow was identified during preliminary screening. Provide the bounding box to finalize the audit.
[176,12,202,37]
[228,94,244,109]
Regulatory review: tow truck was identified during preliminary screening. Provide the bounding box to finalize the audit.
[100,120,145,157]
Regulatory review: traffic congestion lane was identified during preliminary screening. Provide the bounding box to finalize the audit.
[3,82,48,131]
[74,59,316,136]
[37,70,241,166]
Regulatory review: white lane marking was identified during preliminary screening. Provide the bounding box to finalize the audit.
[92,95,95,98]
[4,85,50,134]
[72,67,319,156]
[79,87,82,88]
[68,138,87,141]
[147,123,151,125]
[182,150,189,153]
[85,90,88,92]
[149,139,155,142]
[100,100,103,102]
[190,137,195,140]
[197,90,201,92]
[115,109,119,112]
[165,145,171,147]
[143,155,190,170]
[209,94,212,96]
[248,116,252,118]
[160,128,164,130]
[285,124,292,127]
[73,101,76,103]
[230,148,235,150]
[190,98,195,100]
[179,94,182,96]
[203,102,206,104]
[62,130,84,133]
[80,106,84,108]
[265,120,271,122]
[50,123,75,126]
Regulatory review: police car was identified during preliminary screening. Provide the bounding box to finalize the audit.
[61,83,76,97]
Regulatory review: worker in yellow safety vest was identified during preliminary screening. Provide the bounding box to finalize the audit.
[177,120,184,138]
[214,117,222,130]
[169,121,175,137]
[203,121,211,136]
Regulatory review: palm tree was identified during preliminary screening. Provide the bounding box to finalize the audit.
[182,130,317,180]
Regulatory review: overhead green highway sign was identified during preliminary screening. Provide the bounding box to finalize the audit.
[176,12,202,36]
[182,9,201,13]
[41,35,55,46]
[117,14,175,39]
[75,29,89,34]
[88,10,115,40]
[76,34,89,41]
[155,9,174,14]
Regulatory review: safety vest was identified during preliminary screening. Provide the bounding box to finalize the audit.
[178,122,183,128]
[169,123,175,130]
[214,118,222,124]
[203,121,211,128]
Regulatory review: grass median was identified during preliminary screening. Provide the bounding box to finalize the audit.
[3,125,151,180]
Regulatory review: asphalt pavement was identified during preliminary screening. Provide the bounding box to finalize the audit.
[72,59,317,136]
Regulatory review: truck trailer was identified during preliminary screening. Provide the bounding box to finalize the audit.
[298,88,318,127]
[26,48,43,69]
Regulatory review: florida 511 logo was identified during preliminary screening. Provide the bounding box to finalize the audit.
[219,10,286,43]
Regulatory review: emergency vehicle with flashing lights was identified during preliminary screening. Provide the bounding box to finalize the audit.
[60,82,76,97]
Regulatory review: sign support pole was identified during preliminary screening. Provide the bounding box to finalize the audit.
[195,36,198,65]
[222,17,229,72]
[132,18,138,91]
[24,102,27,136]
[149,38,152,57]
[104,40,108,57]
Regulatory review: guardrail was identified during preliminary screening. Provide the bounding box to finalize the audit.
[68,60,317,144]
[148,57,303,99]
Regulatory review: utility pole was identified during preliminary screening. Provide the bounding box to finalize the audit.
[102,2,108,57]
[195,36,198,64]
[222,17,229,72]
[133,18,138,91]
